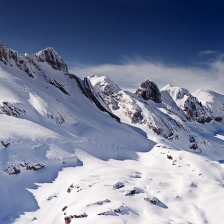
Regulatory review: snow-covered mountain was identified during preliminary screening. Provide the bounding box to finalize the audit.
[1,43,224,224]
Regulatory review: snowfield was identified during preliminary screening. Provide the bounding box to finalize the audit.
[0,43,224,224]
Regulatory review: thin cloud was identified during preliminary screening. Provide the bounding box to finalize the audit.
[198,50,217,56]
[69,57,224,94]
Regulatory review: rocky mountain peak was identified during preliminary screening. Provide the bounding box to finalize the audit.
[162,85,212,123]
[35,47,68,73]
[0,43,68,76]
[0,42,18,64]
[135,78,162,103]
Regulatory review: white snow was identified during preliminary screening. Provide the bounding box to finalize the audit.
[0,45,224,224]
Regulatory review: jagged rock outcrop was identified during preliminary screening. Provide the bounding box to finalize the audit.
[161,85,212,123]
[0,43,68,77]
[35,47,68,73]
[83,77,120,122]
[87,75,189,138]
[135,79,162,103]
[0,42,39,77]
[193,89,224,122]
[0,102,26,116]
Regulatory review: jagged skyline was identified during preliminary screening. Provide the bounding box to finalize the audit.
[1,0,224,65]
[1,0,224,93]
[1,41,224,223]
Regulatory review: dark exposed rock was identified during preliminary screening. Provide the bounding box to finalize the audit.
[65,213,87,223]
[5,166,20,175]
[1,141,10,147]
[62,206,68,212]
[72,213,87,218]
[98,212,106,215]
[24,163,45,171]
[65,73,90,98]
[0,102,26,117]
[135,79,162,103]
[35,47,68,73]
[0,43,36,78]
[206,117,213,123]
[0,42,68,80]
[190,143,198,150]
[64,73,119,124]
[86,75,188,138]
[215,117,222,122]
[189,136,195,143]
[24,68,34,78]
[124,106,143,123]
[182,95,211,123]
[125,188,142,196]
[167,155,173,160]
[113,182,125,189]
[192,89,224,123]
[162,86,216,124]
[126,190,137,195]
[5,162,45,175]
[67,184,74,193]
[43,74,70,95]
[113,208,121,213]
[144,197,159,205]
[64,217,71,224]
[189,136,198,150]
[83,78,120,122]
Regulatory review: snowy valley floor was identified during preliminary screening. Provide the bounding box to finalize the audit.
[13,143,224,224]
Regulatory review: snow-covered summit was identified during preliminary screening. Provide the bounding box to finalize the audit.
[193,89,224,121]
[161,84,212,123]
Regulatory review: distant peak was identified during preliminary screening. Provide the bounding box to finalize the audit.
[165,84,173,88]
[160,84,174,91]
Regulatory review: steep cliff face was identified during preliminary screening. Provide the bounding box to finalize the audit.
[0,42,39,77]
[35,47,68,73]
[135,78,162,103]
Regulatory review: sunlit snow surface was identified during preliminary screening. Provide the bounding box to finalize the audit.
[0,51,224,224]
[215,134,224,141]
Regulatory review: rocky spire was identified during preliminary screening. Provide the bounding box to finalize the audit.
[135,78,162,103]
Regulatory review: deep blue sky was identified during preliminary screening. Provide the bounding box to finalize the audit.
[1,0,224,67]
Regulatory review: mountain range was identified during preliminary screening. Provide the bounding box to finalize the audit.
[0,43,224,224]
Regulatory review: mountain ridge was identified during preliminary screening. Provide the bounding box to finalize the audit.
[0,43,224,224]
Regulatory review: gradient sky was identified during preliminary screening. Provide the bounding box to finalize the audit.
[1,0,224,92]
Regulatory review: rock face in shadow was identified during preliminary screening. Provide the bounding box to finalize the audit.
[35,47,68,73]
[135,79,162,103]
[161,85,212,123]
[0,42,37,77]
[192,89,224,123]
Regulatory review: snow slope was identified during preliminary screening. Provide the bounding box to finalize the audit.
[0,43,224,224]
